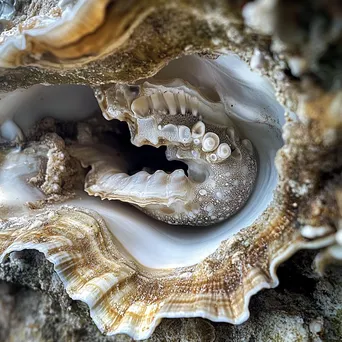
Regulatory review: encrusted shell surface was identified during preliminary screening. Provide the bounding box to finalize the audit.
[0,0,341,340]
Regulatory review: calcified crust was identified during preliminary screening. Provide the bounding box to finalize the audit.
[275,91,342,273]
[305,190,342,274]
[72,80,257,226]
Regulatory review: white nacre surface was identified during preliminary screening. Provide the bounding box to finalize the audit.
[0,85,99,137]
[0,54,284,269]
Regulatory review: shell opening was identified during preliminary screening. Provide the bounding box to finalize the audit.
[0,53,284,269]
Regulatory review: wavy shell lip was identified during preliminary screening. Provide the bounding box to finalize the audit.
[0,203,306,340]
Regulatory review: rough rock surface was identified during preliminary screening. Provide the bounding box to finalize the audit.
[0,249,341,342]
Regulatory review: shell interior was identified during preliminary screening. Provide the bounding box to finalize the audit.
[0,54,284,269]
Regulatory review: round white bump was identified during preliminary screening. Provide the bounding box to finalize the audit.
[205,203,215,212]
[52,183,61,192]
[191,121,205,138]
[217,143,231,159]
[178,125,192,144]
[202,132,220,152]
[199,189,207,196]
[216,191,223,199]
[209,153,217,162]
[193,138,201,145]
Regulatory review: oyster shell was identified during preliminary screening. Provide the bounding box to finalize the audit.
[0,0,341,340]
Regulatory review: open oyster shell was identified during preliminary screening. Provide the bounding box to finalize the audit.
[0,0,341,340]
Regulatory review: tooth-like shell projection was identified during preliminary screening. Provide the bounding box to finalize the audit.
[72,79,257,226]
[0,0,342,340]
